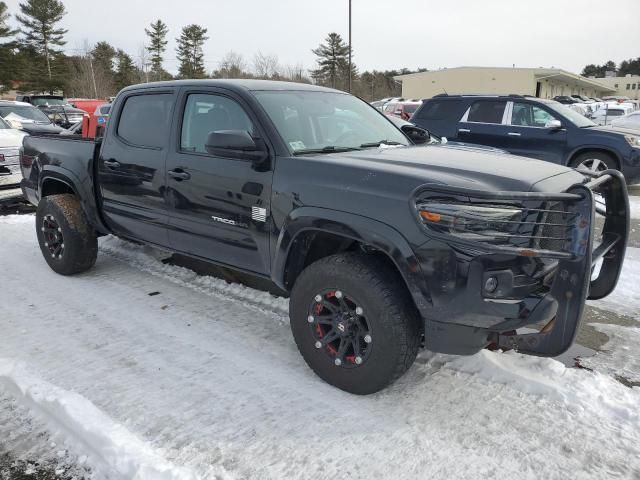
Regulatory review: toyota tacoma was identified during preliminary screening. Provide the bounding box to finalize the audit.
[20,80,630,394]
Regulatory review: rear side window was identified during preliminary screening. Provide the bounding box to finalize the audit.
[466,101,507,124]
[117,94,173,148]
[415,99,464,121]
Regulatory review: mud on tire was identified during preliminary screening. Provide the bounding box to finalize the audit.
[35,194,98,275]
[289,252,422,395]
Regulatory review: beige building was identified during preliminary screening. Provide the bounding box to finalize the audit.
[592,74,640,100]
[394,67,615,100]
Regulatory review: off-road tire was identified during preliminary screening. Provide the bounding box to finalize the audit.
[569,151,617,174]
[290,252,421,395]
[36,194,98,275]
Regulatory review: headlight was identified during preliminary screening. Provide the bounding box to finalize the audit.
[625,135,640,148]
[417,202,525,244]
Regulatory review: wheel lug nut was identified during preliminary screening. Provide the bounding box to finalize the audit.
[364,335,372,344]
[307,315,314,323]
[335,290,343,299]
[314,295,322,302]
[334,358,342,366]
[355,307,363,315]
[355,356,363,365]
[315,341,322,349]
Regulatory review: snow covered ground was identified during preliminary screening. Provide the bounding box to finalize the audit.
[1,211,639,480]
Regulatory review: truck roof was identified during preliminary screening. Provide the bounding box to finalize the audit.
[119,79,344,95]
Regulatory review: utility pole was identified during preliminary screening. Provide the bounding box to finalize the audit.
[348,0,352,93]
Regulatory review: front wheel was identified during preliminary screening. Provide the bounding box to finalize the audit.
[35,194,98,275]
[289,253,421,395]
[569,151,617,174]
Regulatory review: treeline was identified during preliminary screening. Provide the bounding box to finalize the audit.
[581,59,640,78]
[0,0,419,101]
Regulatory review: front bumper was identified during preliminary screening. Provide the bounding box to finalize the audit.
[0,159,22,189]
[417,170,629,356]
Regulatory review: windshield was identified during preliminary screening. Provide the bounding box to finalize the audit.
[0,117,10,129]
[254,91,409,154]
[0,105,51,122]
[546,102,596,128]
[31,97,68,107]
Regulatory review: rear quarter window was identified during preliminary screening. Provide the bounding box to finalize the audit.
[415,99,465,121]
[117,93,173,148]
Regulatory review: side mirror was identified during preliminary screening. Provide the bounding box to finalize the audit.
[205,130,269,167]
[401,124,430,145]
[545,119,562,130]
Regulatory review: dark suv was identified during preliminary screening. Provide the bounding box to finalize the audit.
[411,94,640,183]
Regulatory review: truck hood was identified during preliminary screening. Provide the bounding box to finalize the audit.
[315,144,583,193]
[0,128,27,148]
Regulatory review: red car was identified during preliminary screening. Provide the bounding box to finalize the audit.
[383,101,422,121]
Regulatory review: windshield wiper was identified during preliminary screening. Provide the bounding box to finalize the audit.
[292,146,362,156]
[359,140,405,148]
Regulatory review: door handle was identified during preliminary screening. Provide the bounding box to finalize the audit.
[458,128,471,133]
[103,159,120,168]
[508,132,521,136]
[168,169,191,181]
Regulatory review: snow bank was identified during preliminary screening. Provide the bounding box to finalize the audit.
[99,235,289,318]
[0,359,200,480]
[446,350,639,425]
[629,195,640,219]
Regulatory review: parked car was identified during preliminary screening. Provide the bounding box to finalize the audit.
[384,100,422,121]
[611,111,640,130]
[15,94,86,128]
[571,94,595,104]
[553,95,581,104]
[59,121,83,136]
[590,106,630,126]
[411,94,640,182]
[0,116,27,198]
[20,80,629,394]
[0,101,64,135]
[565,102,592,118]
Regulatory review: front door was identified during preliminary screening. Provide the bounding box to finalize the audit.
[97,90,176,245]
[504,101,567,164]
[166,89,273,275]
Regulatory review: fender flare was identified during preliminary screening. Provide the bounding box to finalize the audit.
[272,207,432,316]
[39,166,110,234]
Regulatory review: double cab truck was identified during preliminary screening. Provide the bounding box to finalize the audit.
[20,80,630,394]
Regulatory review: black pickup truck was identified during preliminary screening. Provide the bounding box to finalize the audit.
[20,80,630,394]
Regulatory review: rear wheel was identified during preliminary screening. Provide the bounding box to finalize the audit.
[289,253,421,395]
[36,194,98,275]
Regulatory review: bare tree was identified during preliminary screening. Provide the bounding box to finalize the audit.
[253,51,279,79]
[65,40,115,98]
[214,51,250,78]
[281,62,311,84]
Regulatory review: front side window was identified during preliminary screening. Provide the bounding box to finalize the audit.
[180,94,254,154]
[254,91,408,154]
[466,101,507,124]
[117,94,173,148]
[511,103,557,127]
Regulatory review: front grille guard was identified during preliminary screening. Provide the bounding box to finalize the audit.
[494,169,630,356]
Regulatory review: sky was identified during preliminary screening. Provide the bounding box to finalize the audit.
[4,0,640,76]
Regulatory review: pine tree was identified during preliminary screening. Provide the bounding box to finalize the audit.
[114,49,137,91]
[0,1,17,92]
[92,41,115,75]
[311,33,353,90]
[145,19,169,80]
[16,0,67,86]
[176,24,208,79]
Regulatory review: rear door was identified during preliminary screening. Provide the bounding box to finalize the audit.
[457,99,509,149]
[411,99,466,138]
[504,101,567,163]
[165,88,273,275]
[97,89,176,245]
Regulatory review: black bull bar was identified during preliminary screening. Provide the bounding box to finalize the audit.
[494,169,630,356]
